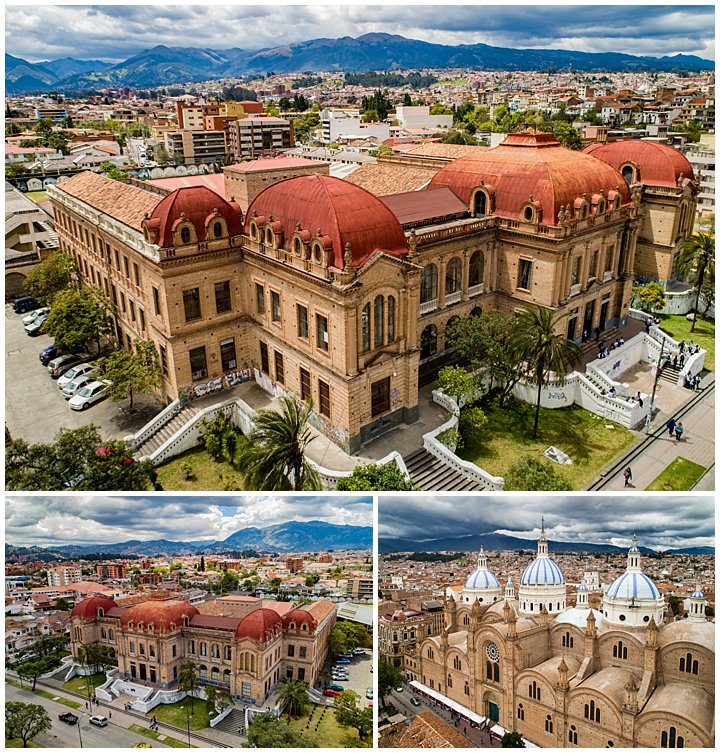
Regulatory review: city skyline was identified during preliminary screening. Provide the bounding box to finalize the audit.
[378,494,714,551]
[5,2,715,63]
[5,494,372,547]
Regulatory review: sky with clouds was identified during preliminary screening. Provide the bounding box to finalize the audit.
[5,494,372,547]
[378,494,714,550]
[4,2,715,63]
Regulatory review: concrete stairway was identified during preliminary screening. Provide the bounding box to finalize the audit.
[658,362,683,385]
[134,404,201,458]
[211,708,246,736]
[403,447,486,491]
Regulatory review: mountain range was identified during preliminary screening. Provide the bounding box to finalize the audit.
[5,520,372,559]
[379,531,713,556]
[6,33,713,93]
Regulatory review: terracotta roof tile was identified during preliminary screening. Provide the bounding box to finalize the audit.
[400,143,487,160]
[345,162,438,196]
[383,711,475,748]
[302,600,336,624]
[55,171,161,232]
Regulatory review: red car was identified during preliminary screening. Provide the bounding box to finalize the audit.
[324,688,341,697]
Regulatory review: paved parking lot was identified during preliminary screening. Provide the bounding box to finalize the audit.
[326,651,373,708]
[5,306,163,445]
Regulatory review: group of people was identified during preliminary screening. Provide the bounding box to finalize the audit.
[148,715,159,732]
[596,337,625,359]
[666,418,685,441]
[644,316,662,332]
[683,372,703,391]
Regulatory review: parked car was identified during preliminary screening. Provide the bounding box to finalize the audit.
[61,374,96,400]
[366,688,373,699]
[410,697,421,707]
[324,688,341,697]
[39,344,58,365]
[12,296,41,313]
[352,648,365,656]
[22,306,50,326]
[89,715,108,727]
[48,353,89,378]
[57,363,96,390]
[58,712,79,725]
[327,683,344,692]
[68,380,110,410]
[395,686,403,692]
[24,310,50,336]
[335,658,350,664]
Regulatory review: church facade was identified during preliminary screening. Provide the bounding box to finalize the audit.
[404,534,714,748]
[48,135,697,453]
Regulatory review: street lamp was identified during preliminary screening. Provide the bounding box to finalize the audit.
[77,719,84,749]
[184,703,193,748]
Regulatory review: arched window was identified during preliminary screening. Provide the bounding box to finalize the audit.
[387,296,396,343]
[101,628,107,639]
[361,303,370,352]
[293,237,303,256]
[584,700,600,722]
[211,667,220,681]
[212,644,220,659]
[469,251,484,288]
[661,727,684,748]
[189,640,195,655]
[265,227,273,245]
[462,614,470,626]
[612,641,627,660]
[447,673,452,688]
[445,257,462,295]
[374,295,384,349]
[213,221,223,238]
[529,681,541,700]
[523,205,534,222]
[453,656,462,670]
[473,190,488,217]
[420,324,438,360]
[569,725,578,745]
[199,665,207,679]
[427,647,434,659]
[224,646,232,661]
[181,226,191,244]
[562,632,574,648]
[200,642,207,657]
[420,264,438,304]
[545,715,553,733]
[464,681,469,696]
[517,703,524,720]
[108,629,114,641]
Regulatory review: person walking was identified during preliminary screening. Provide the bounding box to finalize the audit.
[623,467,633,487]
[675,421,684,441]
[666,417,676,437]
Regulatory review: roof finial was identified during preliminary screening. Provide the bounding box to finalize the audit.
[541,516,545,537]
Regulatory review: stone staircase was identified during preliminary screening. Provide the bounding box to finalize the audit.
[211,708,246,736]
[403,447,486,491]
[134,404,201,458]
[658,362,684,385]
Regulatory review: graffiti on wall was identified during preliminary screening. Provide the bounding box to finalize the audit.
[306,410,350,453]
[179,368,253,401]
[547,391,568,403]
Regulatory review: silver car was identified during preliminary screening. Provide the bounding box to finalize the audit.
[22,307,50,326]
[57,363,96,390]
[68,380,110,410]
[47,353,90,378]
[61,374,96,400]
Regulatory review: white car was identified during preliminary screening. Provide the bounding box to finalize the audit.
[22,307,50,326]
[61,374,96,400]
[57,363,96,390]
[68,380,110,410]
[24,310,50,335]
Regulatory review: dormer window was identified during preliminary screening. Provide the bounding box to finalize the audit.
[180,227,191,244]
[313,243,324,264]
[250,222,259,240]
[524,206,534,222]
[213,221,223,239]
[97,608,105,618]
[621,164,638,185]
[265,228,274,246]
[293,237,303,257]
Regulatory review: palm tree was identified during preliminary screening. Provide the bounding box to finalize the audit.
[178,661,199,713]
[511,306,582,438]
[233,397,322,490]
[676,231,715,333]
[276,678,309,718]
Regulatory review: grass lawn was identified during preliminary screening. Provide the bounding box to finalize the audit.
[6,680,82,709]
[146,699,211,731]
[645,456,707,491]
[129,724,193,748]
[62,673,106,697]
[24,190,48,203]
[6,739,42,748]
[659,314,715,371]
[288,706,369,748]
[458,399,636,490]
[156,446,245,491]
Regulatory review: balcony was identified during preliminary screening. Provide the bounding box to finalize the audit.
[468,283,485,298]
[419,299,438,315]
[444,291,462,306]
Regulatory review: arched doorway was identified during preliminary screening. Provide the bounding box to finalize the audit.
[420,324,438,360]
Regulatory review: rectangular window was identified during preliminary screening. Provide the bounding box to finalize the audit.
[518,259,533,290]
[605,245,615,272]
[300,367,311,401]
[152,286,160,315]
[183,288,201,321]
[287,645,295,657]
[159,346,168,376]
[299,647,307,659]
[189,346,208,380]
[297,304,309,339]
[129,299,136,321]
[298,667,305,681]
[589,251,597,279]
[260,341,269,373]
[214,281,232,314]
[139,308,146,331]
[220,338,236,372]
[371,377,391,417]
[316,314,329,351]
[275,351,285,384]
[571,256,582,285]
[255,283,265,314]
[133,262,140,287]
[123,256,130,279]
[120,291,126,313]
[242,682,251,697]
[115,249,120,268]
[271,291,281,322]
[318,380,330,418]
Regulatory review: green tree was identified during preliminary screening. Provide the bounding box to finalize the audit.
[23,252,78,305]
[441,129,477,145]
[458,404,488,447]
[304,573,320,587]
[334,690,373,740]
[504,456,573,491]
[6,122,23,136]
[13,659,48,692]
[336,463,414,491]
[334,621,370,649]
[100,162,129,182]
[5,162,32,178]
[5,701,52,748]
[234,397,322,491]
[199,409,242,463]
[6,424,153,491]
[34,119,53,135]
[276,678,309,718]
[634,281,667,314]
[99,339,162,412]
[43,285,115,354]
[244,713,316,748]
[178,661,199,713]
[676,231,715,332]
[511,306,582,438]
[378,657,404,707]
[328,626,350,658]
[53,597,72,611]
[437,364,483,406]
[60,115,75,129]
[501,730,526,747]
[293,111,320,142]
[429,104,452,115]
[548,120,583,150]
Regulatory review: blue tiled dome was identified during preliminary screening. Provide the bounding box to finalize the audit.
[465,568,501,590]
[606,571,660,600]
[520,557,565,586]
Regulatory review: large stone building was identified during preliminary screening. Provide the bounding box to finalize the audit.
[69,595,335,703]
[404,533,714,748]
[48,135,697,453]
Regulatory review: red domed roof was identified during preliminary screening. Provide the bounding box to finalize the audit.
[582,140,694,188]
[236,608,283,643]
[282,609,316,631]
[428,132,631,226]
[142,186,243,247]
[120,600,199,632]
[71,596,118,620]
[245,174,408,269]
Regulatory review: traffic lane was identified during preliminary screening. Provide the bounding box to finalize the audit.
[5,681,170,748]
[4,306,163,446]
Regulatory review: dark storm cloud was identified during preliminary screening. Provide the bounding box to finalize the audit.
[378,495,714,550]
[5,494,372,546]
[4,3,714,63]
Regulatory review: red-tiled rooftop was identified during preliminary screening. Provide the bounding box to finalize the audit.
[190,614,243,631]
[226,157,324,172]
[148,173,225,197]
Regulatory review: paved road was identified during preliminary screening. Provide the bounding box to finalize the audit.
[6,681,172,748]
[5,305,163,445]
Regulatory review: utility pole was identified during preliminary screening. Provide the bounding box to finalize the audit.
[646,338,665,434]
